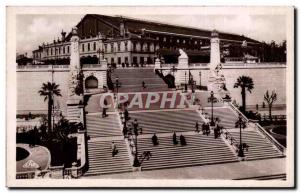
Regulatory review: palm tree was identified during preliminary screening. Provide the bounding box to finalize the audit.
[234,76,254,113]
[38,82,62,132]
[264,90,277,121]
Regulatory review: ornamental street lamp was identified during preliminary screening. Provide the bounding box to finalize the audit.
[207,91,217,126]
[235,114,247,157]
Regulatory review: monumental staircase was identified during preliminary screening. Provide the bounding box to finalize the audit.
[137,133,239,171]
[85,140,132,176]
[111,68,169,92]
[230,130,284,161]
[86,114,122,138]
[204,107,239,129]
[129,110,205,134]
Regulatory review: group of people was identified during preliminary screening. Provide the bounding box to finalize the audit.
[173,132,187,146]
[201,122,211,135]
[151,132,187,146]
[213,125,222,139]
[195,121,224,139]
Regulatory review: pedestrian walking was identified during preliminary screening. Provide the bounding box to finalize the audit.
[173,131,178,145]
[180,134,187,146]
[111,141,118,157]
[152,133,159,146]
[195,121,199,133]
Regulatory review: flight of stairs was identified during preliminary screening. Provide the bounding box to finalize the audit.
[85,140,132,176]
[204,107,239,129]
[86,114,122,138]
[129,110,205,134]
[138,133,238,171]
[111,68,169,92]
[230,130,284,161]
[66,105,81,123]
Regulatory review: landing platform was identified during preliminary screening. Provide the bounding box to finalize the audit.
[81,157,285,180]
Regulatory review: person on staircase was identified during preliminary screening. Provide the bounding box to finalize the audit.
[122,125,128,138]
[152,133,159,146]
[173,131,178,145]
[124,109,130,121]
[195,121,199,133]
[142,81,146,89]
[180,134,187,146]
[102,99,108,118]
[111,141,118,157]
[205,123,210,136]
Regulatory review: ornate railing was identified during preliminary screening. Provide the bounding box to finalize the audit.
[254,123,286,155]
[16,170,49,179]
[17,65,69,69]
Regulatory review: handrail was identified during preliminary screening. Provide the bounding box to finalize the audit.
[229,102,249,123]
[255,123,286,155]
[222,127,239,153]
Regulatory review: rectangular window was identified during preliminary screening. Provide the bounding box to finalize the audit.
[125,57,128,63]
[125,42,128,51]
[82,44,85,52]
[88,43,90,51]
[133,57,137,64]
[59,47,61,54]
[104,44,107,53]
[118,43,121,52]
[118,57,121,64]
[111,58,114,64]
[67,46,70,53]
[140,57,144,64]
[93,42,96,50]
[111,43,114,53]
[63,46,65,54]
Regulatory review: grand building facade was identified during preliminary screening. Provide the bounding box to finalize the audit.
[31,14,262,66]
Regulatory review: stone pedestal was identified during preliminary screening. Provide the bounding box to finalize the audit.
[175,49,189,87]
[207,30,231,98]
[154,58,161,71]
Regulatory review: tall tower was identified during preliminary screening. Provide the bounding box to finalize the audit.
[210,30,220,71]
[66,27,84,123]
[67,27,82,103]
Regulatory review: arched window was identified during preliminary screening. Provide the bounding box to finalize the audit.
[85,76,98,89]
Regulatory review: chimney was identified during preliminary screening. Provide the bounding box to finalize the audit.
[61,30,66,42]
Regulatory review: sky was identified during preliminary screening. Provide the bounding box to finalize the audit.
[16,14,287,57]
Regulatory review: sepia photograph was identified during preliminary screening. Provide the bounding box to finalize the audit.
[6,6,294,187]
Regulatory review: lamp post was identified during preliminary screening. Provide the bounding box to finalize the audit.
[128,119,143,167]
[115,77,120,107]
[207,91,217,126]
[199,71,202,88]
[184,71,187,92]
[235,114,247,157]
